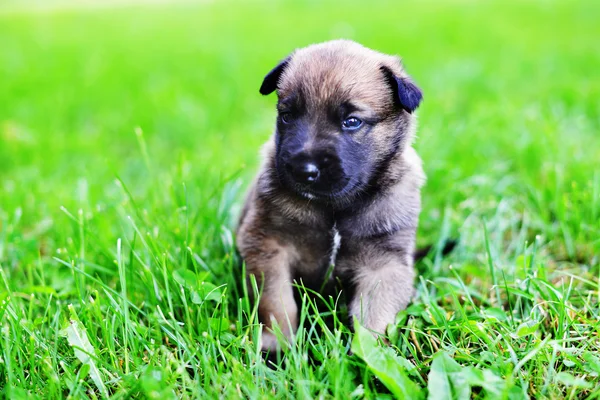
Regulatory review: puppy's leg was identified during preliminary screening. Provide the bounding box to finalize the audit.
[337,236,415,335]
[239,237,298,352]
[349,261,415,335]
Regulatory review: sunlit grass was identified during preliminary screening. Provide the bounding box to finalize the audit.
[0,0,599,397]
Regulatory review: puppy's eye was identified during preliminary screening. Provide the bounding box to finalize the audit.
[280,112,293,124]
[342,117,363,130]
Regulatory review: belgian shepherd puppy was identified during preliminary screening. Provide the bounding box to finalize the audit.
[237,40,425,351]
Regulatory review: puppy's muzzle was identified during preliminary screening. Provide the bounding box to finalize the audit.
[282,150,348,197]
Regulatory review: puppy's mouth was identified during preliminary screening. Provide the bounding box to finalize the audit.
[291,178,358,202]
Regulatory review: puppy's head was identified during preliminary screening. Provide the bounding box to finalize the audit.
[260,40,422,204]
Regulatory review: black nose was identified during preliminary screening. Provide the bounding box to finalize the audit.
[288,162,320,184]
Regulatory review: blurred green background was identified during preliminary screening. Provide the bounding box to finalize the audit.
[2,0,598,250]
[1,0,599,397]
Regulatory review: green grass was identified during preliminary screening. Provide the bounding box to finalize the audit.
[1,0,599,398]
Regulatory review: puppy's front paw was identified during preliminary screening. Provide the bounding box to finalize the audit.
[259,329,289,367]
[259,329,281,353]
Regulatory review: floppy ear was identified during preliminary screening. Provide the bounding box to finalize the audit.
[381,66,423,113]
[259,57,290,95]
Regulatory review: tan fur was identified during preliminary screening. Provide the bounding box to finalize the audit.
[237,40,425,351]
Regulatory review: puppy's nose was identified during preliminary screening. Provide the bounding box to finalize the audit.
[289,162,320,184]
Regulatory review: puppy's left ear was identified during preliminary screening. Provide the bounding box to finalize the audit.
[259,57,290,95]
[381,66,423,113]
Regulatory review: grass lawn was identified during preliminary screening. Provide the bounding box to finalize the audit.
[1,0,599,398]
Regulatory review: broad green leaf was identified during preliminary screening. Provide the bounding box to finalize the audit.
[173,268,198,289]
[427,352,470,400]
[63,305,107,397]
[484,307,508,322]
[3,386,30,400]
[506,384,528,400]
[562,359,576,367]
[197,271,211,282]
[140,367,177,400]
[199,281,222,301]
[583,351,600,374]
[192,281,223,303]
[514,320,540,338]
[199,317,230,333]
[554,372,592,389]
[219,332,236,345]
[462,367,505,398]
[351,322,423,399]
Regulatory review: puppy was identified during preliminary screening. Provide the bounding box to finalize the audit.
[237,40,425,351]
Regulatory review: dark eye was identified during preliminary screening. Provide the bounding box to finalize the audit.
[342,117,363,130]
[280,112,293,124]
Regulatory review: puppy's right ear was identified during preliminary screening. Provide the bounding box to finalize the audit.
[259,57,290,95]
